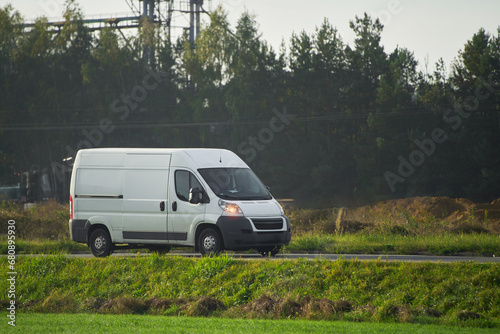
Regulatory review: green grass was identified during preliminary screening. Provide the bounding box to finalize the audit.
[1,232,498,256]
[1,313,499,334]
[0,255,498,327]
[286,233,500,256]
[0,239,88,254]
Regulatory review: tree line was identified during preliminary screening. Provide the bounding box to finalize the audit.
[0,2,499,206]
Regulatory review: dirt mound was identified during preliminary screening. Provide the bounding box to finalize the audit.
[186,296,226,316]
[99,296,147,314]
[241,295,353,319]
[250,295,276,315]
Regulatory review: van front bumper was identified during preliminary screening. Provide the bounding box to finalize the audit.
[216,216,291,251]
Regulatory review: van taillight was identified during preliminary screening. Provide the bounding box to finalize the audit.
[70,195,73,220]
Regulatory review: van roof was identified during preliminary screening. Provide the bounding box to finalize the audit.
[76,148,249,169]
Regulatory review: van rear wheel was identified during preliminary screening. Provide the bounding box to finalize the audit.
[89,229,114,257]
[198,228,223,256]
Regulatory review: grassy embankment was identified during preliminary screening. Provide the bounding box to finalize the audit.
[0,255,498,327]
[0,197,499,255]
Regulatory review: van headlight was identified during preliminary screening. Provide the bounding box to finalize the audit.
[219,199,243,215]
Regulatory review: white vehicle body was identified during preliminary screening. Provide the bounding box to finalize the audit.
[69,148,291,257]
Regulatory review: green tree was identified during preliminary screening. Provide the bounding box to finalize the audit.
[345,13,387,114]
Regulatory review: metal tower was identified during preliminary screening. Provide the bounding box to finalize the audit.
[23,0,210,55]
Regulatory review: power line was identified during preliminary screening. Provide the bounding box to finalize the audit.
[0,107,468,131]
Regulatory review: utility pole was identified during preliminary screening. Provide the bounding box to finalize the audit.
[189,0,203,48]
[142,0,155,20]
[141,0,156,65]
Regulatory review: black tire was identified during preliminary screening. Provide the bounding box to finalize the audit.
[148,245,171,254]
[258,246,281,257]
[198,228,223,256]
[89,228,114,257]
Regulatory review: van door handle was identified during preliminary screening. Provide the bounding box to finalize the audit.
[160,201,165,212]
[172,201,177,212]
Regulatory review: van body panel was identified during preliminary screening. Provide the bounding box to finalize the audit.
[236,201,282,217]
[122,166,169,242]
[167,167,207,245]
[79,152,126,167]
[69,148,291,255]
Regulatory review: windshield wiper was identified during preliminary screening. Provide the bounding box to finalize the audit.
[219,194,239,199]
[219,195,272,200]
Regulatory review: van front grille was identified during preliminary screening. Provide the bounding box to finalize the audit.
[251,218,283,230]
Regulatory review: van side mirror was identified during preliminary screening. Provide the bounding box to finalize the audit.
[189,187,202,204]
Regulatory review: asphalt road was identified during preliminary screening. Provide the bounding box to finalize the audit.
[49,251,500,263]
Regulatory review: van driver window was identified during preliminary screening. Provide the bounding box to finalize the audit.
[175,170,203,202]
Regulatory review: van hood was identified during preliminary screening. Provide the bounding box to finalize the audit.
[235,200,283,217]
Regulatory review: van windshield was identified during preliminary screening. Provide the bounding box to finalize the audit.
[198,168,272,200]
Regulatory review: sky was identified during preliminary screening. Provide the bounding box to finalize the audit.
[2,0,499,74]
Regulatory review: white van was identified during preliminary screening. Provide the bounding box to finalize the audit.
[69,148,291,257]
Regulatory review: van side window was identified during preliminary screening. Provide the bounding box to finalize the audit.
[175,170,203,202]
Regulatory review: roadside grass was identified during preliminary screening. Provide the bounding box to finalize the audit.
[0,255,498,327]
[1,233,498,256]
[0,239,88,254]
[286,233,500,256]
[0,200,69,240]
[1,199,499,256]
[2,313,499,334]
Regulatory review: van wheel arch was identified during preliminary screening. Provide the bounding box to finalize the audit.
[88,224,114,257]
[195,224,224,253]
[87,223,111,244]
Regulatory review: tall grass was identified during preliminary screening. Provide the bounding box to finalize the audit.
[0,200,69,240]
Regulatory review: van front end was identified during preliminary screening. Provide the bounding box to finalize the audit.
[198,166,292,256]
[212,198,291,254]
[216,214,291,252]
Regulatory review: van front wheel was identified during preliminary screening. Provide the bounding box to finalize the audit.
[89,229,114,257]
[198,228,223,256]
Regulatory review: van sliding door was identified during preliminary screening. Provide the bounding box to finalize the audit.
[122,154,170,242]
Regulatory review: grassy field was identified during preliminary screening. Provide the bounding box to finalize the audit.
[0,255,498,328]
[1,313,499,334]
